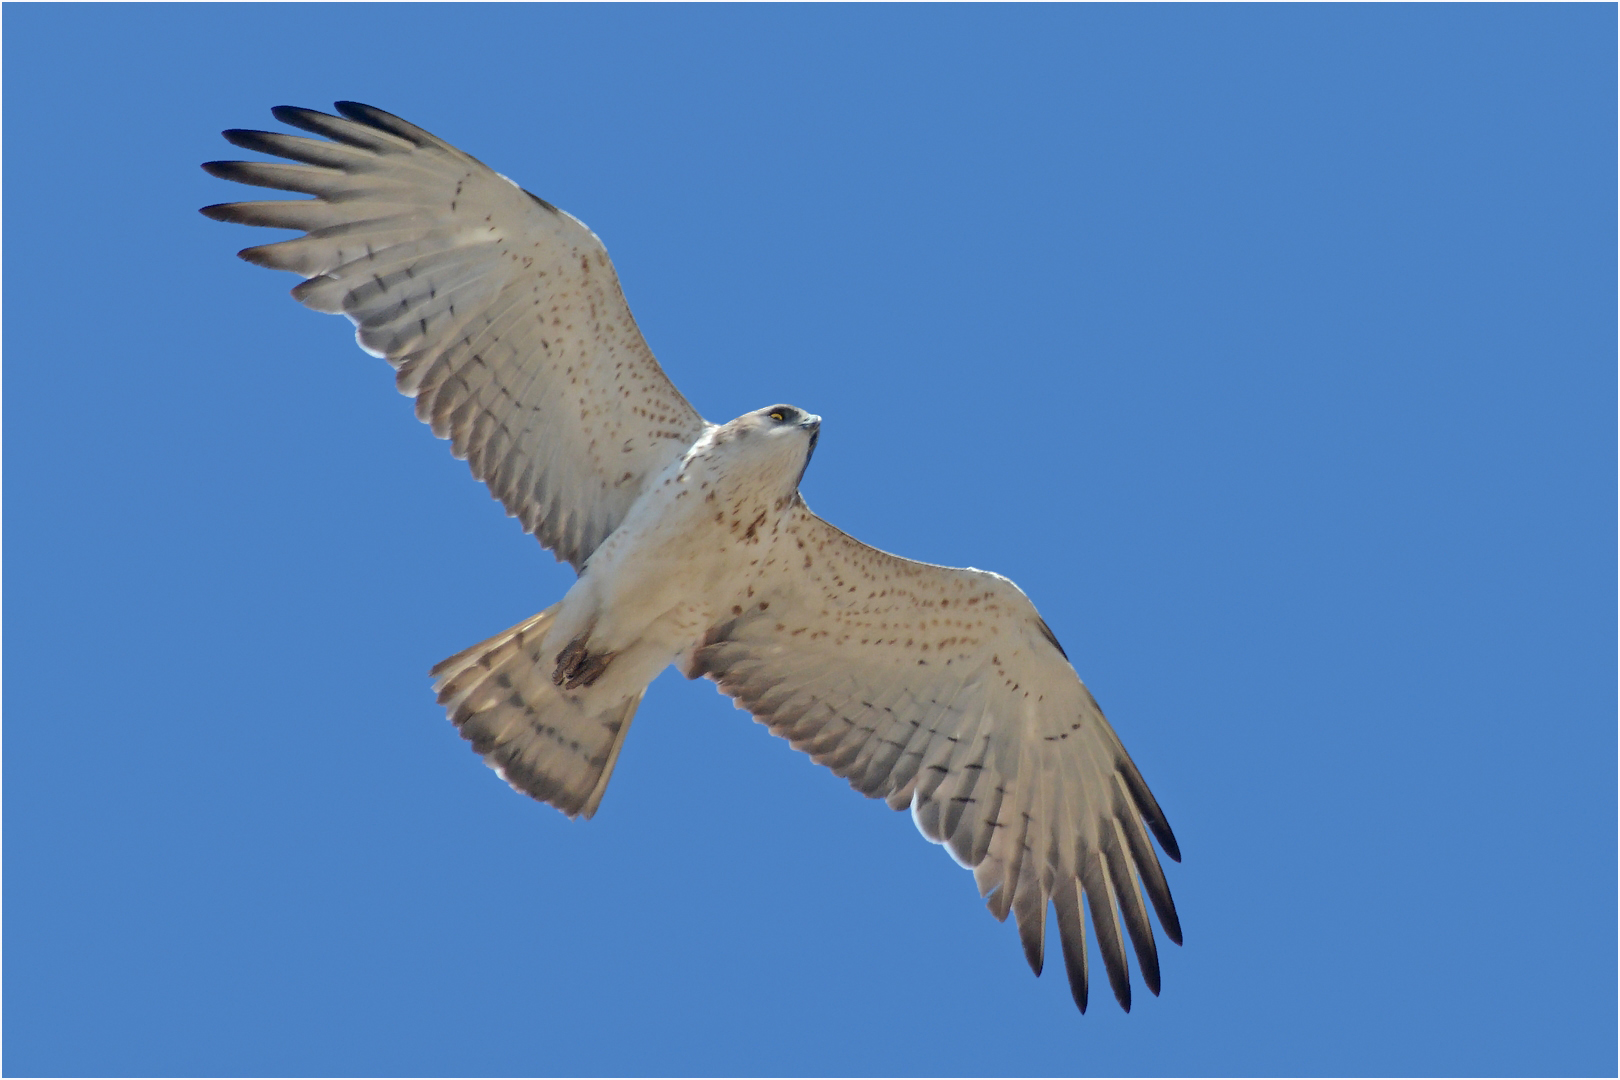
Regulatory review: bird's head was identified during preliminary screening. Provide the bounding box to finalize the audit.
[714,404,822,494]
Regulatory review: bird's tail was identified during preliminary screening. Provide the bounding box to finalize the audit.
[431,604,644,819]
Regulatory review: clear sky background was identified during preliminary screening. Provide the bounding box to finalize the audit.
[4,5,1613,1077]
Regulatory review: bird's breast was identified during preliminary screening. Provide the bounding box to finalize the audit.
[580,460,793,645]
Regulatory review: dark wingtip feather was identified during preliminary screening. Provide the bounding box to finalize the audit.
[1159,897,1184,947]
[270,105,346,137]
[198,202,237,221]
[237,244,283,269]
[270,104,322,126]
[221,128,271,153]
[262,103,422,156]
[1157,823,1182,863]
[334,100,433,146]
[1112,785,1184,947]
[1054,882,1090,1014]
[1065,957,1089,1014]
[1010,879,1046,976]
[1100,826,1162,998]
[1081,866,1134,1013]
[1021,930,1045,977]
[1118,756,1181,862]
[1141,953,1162,997]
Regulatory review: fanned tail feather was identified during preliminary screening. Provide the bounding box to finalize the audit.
[431,604,642,819]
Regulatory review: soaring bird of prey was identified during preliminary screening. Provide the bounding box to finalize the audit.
[202,102,1182,1014]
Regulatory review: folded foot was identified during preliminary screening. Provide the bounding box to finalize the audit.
[552,634,616,690]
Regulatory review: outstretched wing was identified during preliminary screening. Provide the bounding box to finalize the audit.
[202,102,710,570]
[686,501,1181,1012]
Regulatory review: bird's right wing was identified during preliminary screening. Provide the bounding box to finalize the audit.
[202,102,711,570]
[687,502,1181,1013]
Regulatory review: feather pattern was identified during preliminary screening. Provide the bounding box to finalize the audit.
[687,502,1181,1010]
[201,102,711,569]
[428,605,644,819]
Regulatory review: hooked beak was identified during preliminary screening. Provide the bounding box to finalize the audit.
[797,415,821,488]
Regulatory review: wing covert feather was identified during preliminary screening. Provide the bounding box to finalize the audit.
[202,102,710,569]
[689,503,1181,1010]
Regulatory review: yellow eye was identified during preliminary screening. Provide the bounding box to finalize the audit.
[768,411,785,422]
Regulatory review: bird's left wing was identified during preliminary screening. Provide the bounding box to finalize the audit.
[686,501,1181,1012]
[202,102,710,570]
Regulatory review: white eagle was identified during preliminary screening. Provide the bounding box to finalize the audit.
[203,102,1182,1014]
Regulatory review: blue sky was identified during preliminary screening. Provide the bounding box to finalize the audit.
[4,5,1613,1076]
